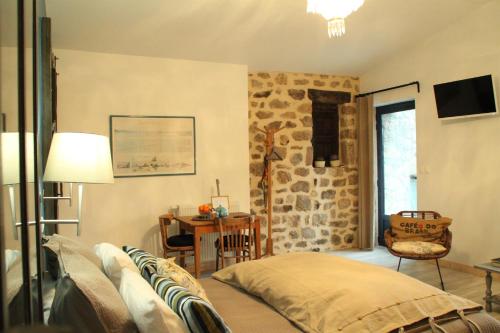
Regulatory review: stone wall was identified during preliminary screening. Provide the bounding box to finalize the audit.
[248,72,360,254]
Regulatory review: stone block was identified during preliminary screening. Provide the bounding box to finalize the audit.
[294,167,309,177]
[321,190,335,199]
[301,227,316,239]
[292,130,312,141]
[290,153,303,166]
[338,198,351,209]
[295,195,311,211]
[250,162,264,176]
[281,112,296,119]
[331,234,342,246]
[300,116,312,127]
[333,179,347,187]
[295,241,308,248]
[276,170,292,184]
[256,111,273,119]
[291,181,309,193]
[275,73,288,85]
[269,99,290,109]
[288,89,306,100]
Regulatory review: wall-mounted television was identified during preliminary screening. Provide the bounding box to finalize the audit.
[433,74,497,119]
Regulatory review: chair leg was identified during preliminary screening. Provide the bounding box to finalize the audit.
[215,250,219,271]
[397,257,402,272]
[436,259,445,291]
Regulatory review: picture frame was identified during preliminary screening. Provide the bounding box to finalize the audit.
[110,115,196,177]
[211,196,230,211]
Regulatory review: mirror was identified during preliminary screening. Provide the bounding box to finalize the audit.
[1,0,28,328]
[1,0,49,328]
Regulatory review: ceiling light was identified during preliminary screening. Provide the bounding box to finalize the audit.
[307,0,365,37]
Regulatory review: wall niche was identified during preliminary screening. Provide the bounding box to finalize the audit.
[308,89,351,167]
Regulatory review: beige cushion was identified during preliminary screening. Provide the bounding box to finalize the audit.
[157,258,209,302]
[392,241,447,255]
[45,233,103,270]
[46,240,137,333]
[390,215,452,244]
[119,268,189,333]
[95,242,140,289]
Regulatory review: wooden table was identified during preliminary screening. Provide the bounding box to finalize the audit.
[474,263,500,312]
[175,213,261,278]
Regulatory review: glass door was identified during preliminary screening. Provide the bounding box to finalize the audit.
[376,101,417,246]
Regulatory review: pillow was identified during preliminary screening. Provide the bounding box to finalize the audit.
[48,241,138,333]
[5,249,21,272]
[390,214,452,244]
[95,243,140,289]
[119,268,189,333]
[151,274,231,333]
[157,258,209,302]
[43,234,103,278]
[392,241,447,255]
[123,246,157,280]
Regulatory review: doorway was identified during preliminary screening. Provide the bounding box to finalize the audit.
[376,100,417,246]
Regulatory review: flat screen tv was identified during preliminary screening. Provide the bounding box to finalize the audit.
[433,74,497,119]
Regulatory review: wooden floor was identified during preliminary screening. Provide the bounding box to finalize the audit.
[331,247,500,320]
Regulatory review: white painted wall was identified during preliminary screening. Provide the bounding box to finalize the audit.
[54,50,249,255]
[361,1,500,266]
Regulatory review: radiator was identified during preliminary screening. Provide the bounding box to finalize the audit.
[174,202,240,264]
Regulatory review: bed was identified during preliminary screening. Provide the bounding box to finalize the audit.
[40,235,500,333]
[202,278,499,333]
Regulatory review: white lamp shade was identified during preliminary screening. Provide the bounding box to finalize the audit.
[44,132,114,184]
[1,132,35,185]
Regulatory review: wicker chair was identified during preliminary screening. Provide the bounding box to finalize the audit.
[384,211,452,290]
[158,213,195,267]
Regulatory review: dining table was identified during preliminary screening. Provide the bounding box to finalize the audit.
[174,212,262,278]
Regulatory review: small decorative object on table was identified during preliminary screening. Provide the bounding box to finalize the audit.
[314,156,325,168]
[194,204,212,220]
[214,205,228,218]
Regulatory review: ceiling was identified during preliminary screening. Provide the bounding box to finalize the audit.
[45,0,492,75]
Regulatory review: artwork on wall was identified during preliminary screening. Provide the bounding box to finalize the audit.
[110,115,196,177]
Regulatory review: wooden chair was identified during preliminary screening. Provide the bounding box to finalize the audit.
[384,211,452,290]
[158,213,195,267]
[215,215,254,271]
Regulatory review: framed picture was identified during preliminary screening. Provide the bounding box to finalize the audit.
[211,196,230,211]
[110,115,196,177]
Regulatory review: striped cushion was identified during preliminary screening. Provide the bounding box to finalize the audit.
[151,274,231,333]
[123,246,157,280]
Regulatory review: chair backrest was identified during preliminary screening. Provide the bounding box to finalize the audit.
[159,213,174,250]
[392,211,451,245]
[397,211,441,220]
[216,216,254,258]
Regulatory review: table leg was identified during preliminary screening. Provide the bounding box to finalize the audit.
[194,229,201,279]
[255,220,262,259]
[485,271,492,312]
[179,228,186,268]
